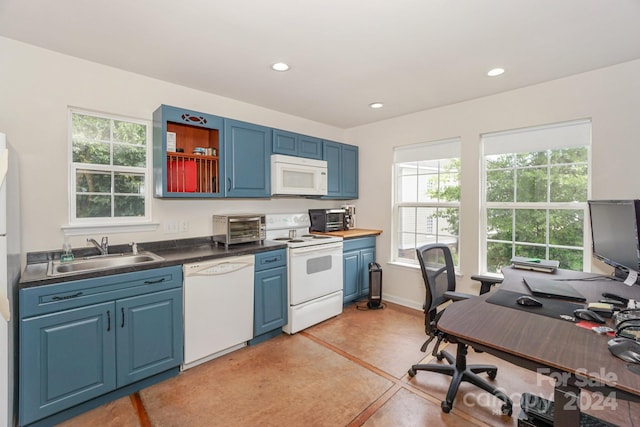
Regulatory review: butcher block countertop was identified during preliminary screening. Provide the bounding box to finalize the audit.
[311,229,382,239]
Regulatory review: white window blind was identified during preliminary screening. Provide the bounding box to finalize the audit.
[394,137,460,163]
[483,119,591,155]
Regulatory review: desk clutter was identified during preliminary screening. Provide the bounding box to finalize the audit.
[614,308,640,340]
[486,289,584,320]
[511,256,560,273]
[488,285,640,367]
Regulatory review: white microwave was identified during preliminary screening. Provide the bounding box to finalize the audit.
[271,154,328,196]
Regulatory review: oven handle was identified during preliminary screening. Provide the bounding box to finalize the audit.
[289,242,343,255]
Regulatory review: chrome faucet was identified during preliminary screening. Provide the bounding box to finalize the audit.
[87,236,109,255]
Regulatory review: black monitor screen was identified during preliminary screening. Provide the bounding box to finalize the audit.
[588,199,640,274]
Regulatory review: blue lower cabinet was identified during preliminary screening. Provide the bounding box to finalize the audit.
[19,266,183,426]
[116,288,183,387]
[343,237,376,304]
[20,302,117,426]
[252,249,287,344]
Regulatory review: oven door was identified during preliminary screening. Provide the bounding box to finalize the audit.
[289,242,343,305]
[228,216,264,243]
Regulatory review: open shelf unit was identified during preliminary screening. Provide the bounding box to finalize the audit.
[154,105,224,198]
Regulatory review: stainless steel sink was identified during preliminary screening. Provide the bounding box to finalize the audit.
[47,251,165,277]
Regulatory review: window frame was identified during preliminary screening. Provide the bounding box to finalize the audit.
[392,138,461,268]
[67,108,153,228]
[480,119,592,274]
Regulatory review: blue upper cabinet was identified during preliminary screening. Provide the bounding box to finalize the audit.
[323,140,359,199]
[153,105,225,198]
[298,134,323,159]
[153,105,354,199]
[224,119,272,198]
[341,144,359,199]
[273,129,323,159]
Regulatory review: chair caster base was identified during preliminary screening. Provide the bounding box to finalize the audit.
[487,369,497,380]
[501,403,513,416]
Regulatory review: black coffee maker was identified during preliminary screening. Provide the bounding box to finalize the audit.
[341,205,356,229]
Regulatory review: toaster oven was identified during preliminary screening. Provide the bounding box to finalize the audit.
[212,214,266,247]
[309,208,347,232]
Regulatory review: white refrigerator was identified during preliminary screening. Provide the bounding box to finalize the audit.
[1,132,20,427]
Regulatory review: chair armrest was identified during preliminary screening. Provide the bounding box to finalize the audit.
[471,274,504,295]
[444,291,474,302]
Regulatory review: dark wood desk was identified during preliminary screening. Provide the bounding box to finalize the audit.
[438,267,640,426]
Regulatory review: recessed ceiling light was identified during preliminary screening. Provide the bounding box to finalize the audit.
[369,102,384,109]
[271,62,290,72]
[487,68,505,77]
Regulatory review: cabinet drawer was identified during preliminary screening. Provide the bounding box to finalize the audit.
[343,236,376,252]
[20,266,183,317]
[254,249,287,271]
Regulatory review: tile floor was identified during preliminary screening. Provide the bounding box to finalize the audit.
[57,302,636,426]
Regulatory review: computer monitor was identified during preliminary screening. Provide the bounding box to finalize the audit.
[588,199,640,282]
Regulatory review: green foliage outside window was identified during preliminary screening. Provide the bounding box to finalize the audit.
[71,112,147,220]
[484,147,588,273]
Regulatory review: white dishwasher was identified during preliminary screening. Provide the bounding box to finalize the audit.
[182,254,255,370]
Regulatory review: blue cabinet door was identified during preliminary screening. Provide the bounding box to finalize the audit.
[359,247,376,298]
[322,140,359,199]
[343,237,377,304]
[341,144,359,199]
[343,251,360,303]
[254,266,287,336]
[273,130,323,159]
[20,302,116,426]
[323,141,342,197]
[298,135,323,159]
[272,129,298,157]
[224,119,271,197]
[116,288,183,387]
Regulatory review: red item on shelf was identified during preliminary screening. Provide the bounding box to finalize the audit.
[167,158,197,192]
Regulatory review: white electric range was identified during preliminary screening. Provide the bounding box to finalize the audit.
[265,213,343,334]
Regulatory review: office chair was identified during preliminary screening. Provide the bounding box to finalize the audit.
[408,243,513,415]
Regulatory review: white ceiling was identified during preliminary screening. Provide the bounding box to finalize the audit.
[2,0,640,129]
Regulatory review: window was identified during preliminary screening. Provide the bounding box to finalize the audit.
[393,138,461,266]
[481,120,591,273]
[69,109,151,224]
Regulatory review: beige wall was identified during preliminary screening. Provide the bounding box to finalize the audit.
[348,59,640,308]
[0,37,346,262]
[2,36,640,310]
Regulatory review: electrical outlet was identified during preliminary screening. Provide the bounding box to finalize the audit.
[164,220,179,234]
[179,220,189,232]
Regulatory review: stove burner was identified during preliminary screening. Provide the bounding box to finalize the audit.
[289,239,305,243]
[302,234,331,239]
[274,237,291,241]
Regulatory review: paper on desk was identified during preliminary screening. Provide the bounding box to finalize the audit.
[624,270,638,286]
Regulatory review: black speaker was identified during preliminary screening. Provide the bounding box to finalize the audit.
[367,262,383,309]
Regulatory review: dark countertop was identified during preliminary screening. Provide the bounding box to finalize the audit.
[20,237,287,288]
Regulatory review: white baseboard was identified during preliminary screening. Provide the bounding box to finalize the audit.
[381,293,423,311]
